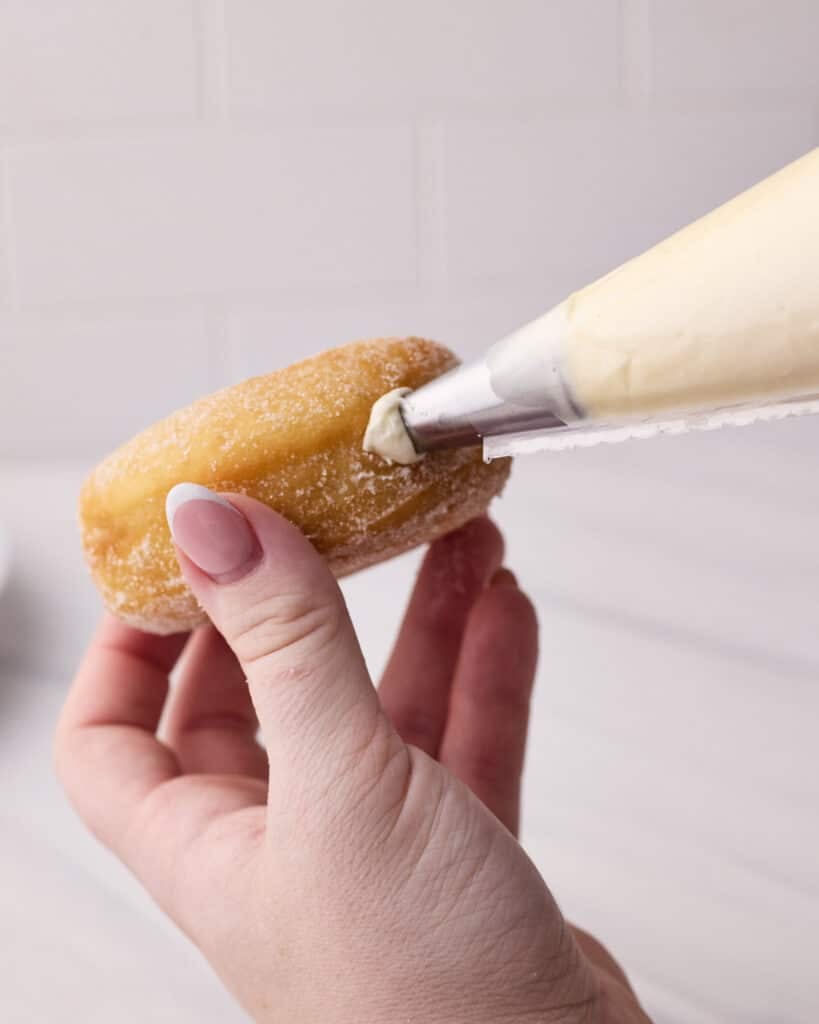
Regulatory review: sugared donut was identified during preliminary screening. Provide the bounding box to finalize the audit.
[80,338,511,634]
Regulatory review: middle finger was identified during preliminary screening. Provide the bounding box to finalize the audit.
[378,517,504,756]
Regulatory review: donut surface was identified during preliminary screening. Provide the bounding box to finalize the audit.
[80,338,511,634]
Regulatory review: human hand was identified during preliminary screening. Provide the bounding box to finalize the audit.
[57,486,650,1023]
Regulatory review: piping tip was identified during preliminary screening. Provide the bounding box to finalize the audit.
[399,357,570,454]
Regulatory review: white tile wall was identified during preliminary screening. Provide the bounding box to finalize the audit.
[228,284,562,381]
[7,122,416,306]
[0,311,214,458]
[0,153,13,308]
[441,109,813,284]
[0,1,199,128]
[2,3,819,1022]
[224,0,621,112]
[652,1,819,96]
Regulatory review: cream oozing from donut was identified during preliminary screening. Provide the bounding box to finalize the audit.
[362,387,423,465]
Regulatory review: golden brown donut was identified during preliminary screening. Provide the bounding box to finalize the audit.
[80,338,511,634]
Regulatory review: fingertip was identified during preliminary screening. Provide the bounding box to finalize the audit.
[165,482,234,538]
[217,493,330,582]
[168,490,335,598]
[480,574,537,627]
[423,516,505,600]
[431,515,503,557]
[490,567,518,588]
[458,515,504,554]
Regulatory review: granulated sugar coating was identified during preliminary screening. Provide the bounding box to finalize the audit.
[80,338,512,634]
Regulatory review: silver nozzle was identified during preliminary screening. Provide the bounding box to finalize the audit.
[400,360,567,452]
[399,307,583,453]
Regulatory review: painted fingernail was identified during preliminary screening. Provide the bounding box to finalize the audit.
[165,483,260,582]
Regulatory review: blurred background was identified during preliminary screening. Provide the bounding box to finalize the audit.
[1,2,818,1021]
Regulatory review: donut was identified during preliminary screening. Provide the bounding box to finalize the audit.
[80,338,512,634]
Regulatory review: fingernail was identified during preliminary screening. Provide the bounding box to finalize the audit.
[166,483,260,582]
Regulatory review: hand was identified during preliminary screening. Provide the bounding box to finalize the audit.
[57,488,650,1023]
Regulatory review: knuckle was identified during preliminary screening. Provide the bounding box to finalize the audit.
[128,775,196,841]
[226,587,345,671]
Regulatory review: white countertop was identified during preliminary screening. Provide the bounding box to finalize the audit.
[2,428,819,1023]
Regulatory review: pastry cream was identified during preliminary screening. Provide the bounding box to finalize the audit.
[363,387,423,465]
[561,147,819,418]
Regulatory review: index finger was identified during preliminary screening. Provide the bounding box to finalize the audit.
[378,517,504,755]
[55,615,186,855]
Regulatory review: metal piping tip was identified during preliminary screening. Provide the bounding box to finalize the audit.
[399,358,570,454]
[397,306,584,454]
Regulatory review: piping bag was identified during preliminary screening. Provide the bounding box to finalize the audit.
[373,147,819,464]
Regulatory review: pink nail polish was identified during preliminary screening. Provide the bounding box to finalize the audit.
[165,483,259,581]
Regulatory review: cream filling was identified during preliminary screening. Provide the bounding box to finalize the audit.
[561,147,819,418]
[362,387,423,465]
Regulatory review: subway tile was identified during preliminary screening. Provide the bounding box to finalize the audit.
[8,122,416,305]
[652,1,819,95]
[441,109,813,284]
[228,285,577,383]
[230,304,439,382]
[0,311,213,458]
[0,1,198,128]
[225,0,619,111]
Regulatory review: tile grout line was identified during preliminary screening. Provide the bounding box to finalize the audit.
[413,116,447,293]
[193,0,230,121]
[193,0,236,382]
[0,148,20,311]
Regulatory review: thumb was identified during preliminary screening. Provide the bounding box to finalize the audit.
[165,483,385,780]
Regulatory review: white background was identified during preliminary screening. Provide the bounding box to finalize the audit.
[1,2,819,1021]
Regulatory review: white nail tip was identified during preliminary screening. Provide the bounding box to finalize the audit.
[165,483,234,538]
